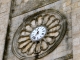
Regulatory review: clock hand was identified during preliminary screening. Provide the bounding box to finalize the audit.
[33,30,39,40]
[35,28,39,35]
[37,31,39,34]
[35,31,39,37]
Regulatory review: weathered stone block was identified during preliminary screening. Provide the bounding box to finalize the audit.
[73,38,80,46]
[66,0,71,6]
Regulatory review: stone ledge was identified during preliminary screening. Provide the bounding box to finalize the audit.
[11,0,59,17]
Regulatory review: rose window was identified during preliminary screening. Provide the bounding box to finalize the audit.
[12,9,67,59]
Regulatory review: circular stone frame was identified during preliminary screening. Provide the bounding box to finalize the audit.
[12,9,67,59]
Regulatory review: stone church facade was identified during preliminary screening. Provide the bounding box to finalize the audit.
[0,0,80,60]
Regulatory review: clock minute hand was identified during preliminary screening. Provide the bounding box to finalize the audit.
[35,31,39,36]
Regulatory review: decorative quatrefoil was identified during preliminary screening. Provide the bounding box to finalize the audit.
[12,9,67,59]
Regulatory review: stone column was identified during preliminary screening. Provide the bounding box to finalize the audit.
[0,0,11,60]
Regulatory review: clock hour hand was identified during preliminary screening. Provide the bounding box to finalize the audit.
[37,31,39,34]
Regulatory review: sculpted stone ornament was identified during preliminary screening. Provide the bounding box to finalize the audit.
[12,9,67,60]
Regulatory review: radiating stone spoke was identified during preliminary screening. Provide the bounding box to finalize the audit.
[19,40,31,49]
[21,31,26,36]
[21,30,30,36]
[46,15,55,26]
[48,19,59,29]
[25,32,30,35]
[35,42,41,53]
[41,40,48,50]
[46,32,59,37]
[18,37,29,43]
[49,25,60,32]
[21,30,26,36]
[27,43,36,55]
[46,37,55,45]
[43,14,50,25]
[21,31,30,35]
[31,20,37,28]
[37,16,43,25]
[26,25,32,31]
[21,42,33,53]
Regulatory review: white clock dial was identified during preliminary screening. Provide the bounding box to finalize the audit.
[30,26,47,41]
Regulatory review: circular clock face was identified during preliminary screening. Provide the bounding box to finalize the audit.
[30,26,47,41]
[12,9,67,60]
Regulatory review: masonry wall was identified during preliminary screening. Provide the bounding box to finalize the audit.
[1,0,80,60]
[72,0,80,60]
[0,0,11,60]
[3,0,72,60]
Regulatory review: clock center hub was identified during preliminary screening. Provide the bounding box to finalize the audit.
[30,26,47,41]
